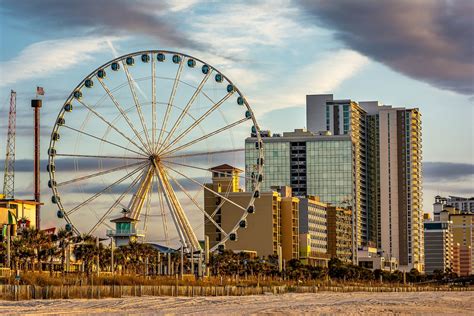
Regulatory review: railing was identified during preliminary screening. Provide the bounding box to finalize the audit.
[106,228,145,237]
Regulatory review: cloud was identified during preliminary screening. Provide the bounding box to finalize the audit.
[423,162,473,211]
[166,0,200,12]
[423,162,474,181]
[75,176,209,195]
[0,37,112,87]
[297,0,474,95]
[1,0,200,50]
[175,0,308,92]
[5,158,140,173]
[252,49,369,114]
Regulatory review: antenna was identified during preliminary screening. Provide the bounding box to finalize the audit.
[3,90,17,198]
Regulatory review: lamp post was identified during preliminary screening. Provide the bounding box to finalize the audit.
[110,237,114,275]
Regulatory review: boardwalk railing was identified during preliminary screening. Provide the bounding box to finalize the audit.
[0,284,471,300]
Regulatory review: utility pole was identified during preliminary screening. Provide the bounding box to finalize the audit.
[180,245,184,280]
[278,245,282,272]
[190,244,194,276]
[31,98,42,229]
[167,252,171,275]
[96,237,100,277]
[110,238,114,275]
[6,225,11,269]
[205,235,209,276]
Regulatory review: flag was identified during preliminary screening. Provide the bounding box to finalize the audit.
[36,86,45,96]
[8,210,17,225]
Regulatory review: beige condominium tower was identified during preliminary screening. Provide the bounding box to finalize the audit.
[306,94,424,272]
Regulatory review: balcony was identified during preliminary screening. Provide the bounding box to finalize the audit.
[106,228,145,237]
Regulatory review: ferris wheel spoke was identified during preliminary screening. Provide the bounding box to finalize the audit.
[161,117,250,157]
[161,148,244,159]
[121,62,152,153]
[88,166,146,235]
[166,170,228,238]
[157,70,213,153]
[155,174,170,247]
[55,153,147,160]
[158,92,234,155]
[151,53,157,153]
[66,162,148,216]
[96,76,151,153]
[164,164,247,212]
[57,160,146,187]
[161,159,251,181]
[62,125,147,157]
[75,98,147,154]
[156,58,185,152]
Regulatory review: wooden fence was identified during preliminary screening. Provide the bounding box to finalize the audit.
[0,284,471,300]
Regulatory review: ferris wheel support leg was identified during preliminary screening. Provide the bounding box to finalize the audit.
[127,164,154,219]
[153,160,200,252]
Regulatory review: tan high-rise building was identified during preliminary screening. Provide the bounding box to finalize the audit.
[377,107,424,272]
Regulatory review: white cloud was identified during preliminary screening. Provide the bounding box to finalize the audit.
[0,37,116,87]
[251,49,370,115]
[166,0,200,12]
[181,0,317,98]
[190,0,310,58]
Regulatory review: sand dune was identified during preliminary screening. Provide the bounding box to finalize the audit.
[0,291,473,315]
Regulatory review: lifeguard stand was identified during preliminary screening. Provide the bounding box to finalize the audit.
[106,209,144,247]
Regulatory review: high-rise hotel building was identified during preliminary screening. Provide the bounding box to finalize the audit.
[306,94,424,272]
[245,94,423,271]
[306,95,368,249]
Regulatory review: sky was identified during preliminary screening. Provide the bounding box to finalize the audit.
[0,0,473,235]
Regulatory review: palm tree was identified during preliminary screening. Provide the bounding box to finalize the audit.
[19,228,53,271]
[56,228,73,273]
[73,234,98,276]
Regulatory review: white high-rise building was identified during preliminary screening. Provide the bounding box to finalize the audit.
[306,94,424,272]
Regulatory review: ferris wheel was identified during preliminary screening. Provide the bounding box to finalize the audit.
[47,50,264,252]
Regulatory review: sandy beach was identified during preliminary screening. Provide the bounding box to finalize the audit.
[0,291,473,315]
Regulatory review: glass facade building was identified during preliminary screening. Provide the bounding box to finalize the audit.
[245,141,290,191]
[245,130,354,207]
[306,140,353,206]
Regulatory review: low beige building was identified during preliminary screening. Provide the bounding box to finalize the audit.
[277,187,299,261]
[440,207,474,276]
[204,165,299,259]
[298,196,330,267]
[450,213,474,276]
[327,205,352,263]
[1,196,39,236]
